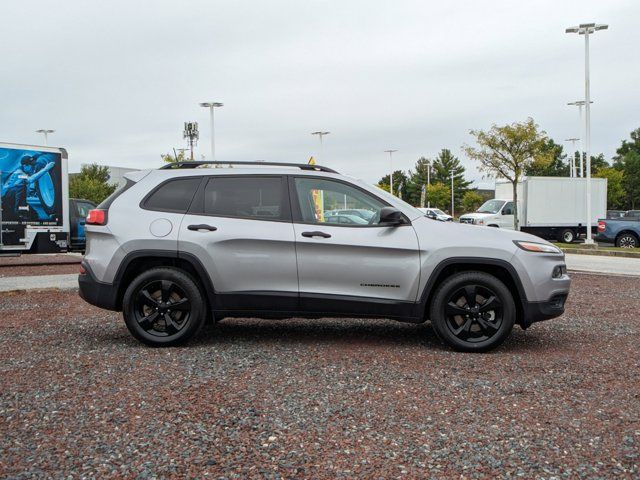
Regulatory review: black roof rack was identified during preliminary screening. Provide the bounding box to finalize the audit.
[159,161,338,173]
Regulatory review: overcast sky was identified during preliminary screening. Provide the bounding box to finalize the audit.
[2,0,638,187]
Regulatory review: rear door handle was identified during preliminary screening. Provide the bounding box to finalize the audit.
[301,231,331,238]
[188,224,218,232]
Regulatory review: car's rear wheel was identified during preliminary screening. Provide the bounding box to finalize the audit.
[429,271,515,352]
[615,232,639,248]
[122,267,206,346]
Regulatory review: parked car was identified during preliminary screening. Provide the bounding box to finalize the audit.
[326,209,375,221]
[325,214,369,225]
[69,198,96,251]
[79,161,570,352]
[417,207,453,222]
[459,199,515,229]
[596,215,640,248]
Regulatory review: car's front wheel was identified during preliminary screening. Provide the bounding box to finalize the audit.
[122,267,206,346]
[429,271,515,352]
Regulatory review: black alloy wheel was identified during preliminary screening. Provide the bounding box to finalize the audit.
[444,284,503,343]
[122,267,205,346]
[430,271,516,352]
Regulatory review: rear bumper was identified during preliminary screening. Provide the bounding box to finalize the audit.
[521,293,568,328]
[594,234,614,243]
[78,262,120,311]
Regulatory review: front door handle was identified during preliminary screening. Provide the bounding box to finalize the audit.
[188,224,218,232]
[301,231,331,238]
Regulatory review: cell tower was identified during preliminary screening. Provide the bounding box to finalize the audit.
[183,122,199,161]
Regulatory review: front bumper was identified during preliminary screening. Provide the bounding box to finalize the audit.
[78,262,120,311]
[521,292,568,328]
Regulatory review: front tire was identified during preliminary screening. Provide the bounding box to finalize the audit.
[122,267,206,346]
[429,271,515,352]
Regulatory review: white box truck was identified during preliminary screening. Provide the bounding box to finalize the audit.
[459,176,608,243]
[0,142,70,253]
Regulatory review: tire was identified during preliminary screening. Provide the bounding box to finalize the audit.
[615,232,639,249]
[429,271,516,352]
[558,229,575,244]
[122,267,206,346]
[488,225,499,228]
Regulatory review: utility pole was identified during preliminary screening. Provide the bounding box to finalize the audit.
[567,100,592,177]
[564,138,580,177]
[384,150,398,196]
[200,102,223,160]
[36,129,55,146]
[566,22,608,244]
[183,122,199,161]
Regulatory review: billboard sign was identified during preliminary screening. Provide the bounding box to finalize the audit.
[1,146,64,245]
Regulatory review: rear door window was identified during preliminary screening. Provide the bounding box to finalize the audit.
[198,176,288,221]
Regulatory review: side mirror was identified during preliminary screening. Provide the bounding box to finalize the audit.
[379,207,403,226]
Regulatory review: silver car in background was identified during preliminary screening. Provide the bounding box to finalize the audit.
[78,161,570,352]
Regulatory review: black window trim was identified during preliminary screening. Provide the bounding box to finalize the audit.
[140,176,204,214]
[187,174,292,223]
[288,175,411,228]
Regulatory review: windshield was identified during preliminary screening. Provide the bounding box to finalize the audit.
[432,208,446,216]
[477,200,505,214]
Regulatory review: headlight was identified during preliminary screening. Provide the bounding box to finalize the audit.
[514,240,562,254]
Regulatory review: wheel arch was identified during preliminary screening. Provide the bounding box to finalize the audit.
[418,258,527,327]
[113,250,215,311]
[615,230,640,243]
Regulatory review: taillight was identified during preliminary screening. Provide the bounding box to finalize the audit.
[597,220,606,232]
[86,209,107,225]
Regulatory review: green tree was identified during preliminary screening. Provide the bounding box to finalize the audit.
[589,153,609,175]
[594,167,626,210]
[404,157,432,206]
[378,170,410,198]
[525,139,568,176]
[621,151,640,209]
[460,190,484,214]
[161,149,189,164]
[430,149,471,210]
[425,183,451,212]
[613,127,640,166]
[463,118,551,229]
[69,164,117,204]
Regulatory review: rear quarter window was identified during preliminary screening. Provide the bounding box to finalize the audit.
[142,177,201,213]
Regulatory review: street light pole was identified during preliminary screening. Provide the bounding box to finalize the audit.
[200,102,223,161]
[384,150,398,196]
[564,138,580,177]
[450,169,455,218]
[36,129,55,146]
[311,131,330,163]
[567,101,592,177]
[566,22,608,245]
[426,160,431,208]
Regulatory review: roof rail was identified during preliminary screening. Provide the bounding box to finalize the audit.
[159,161,338,173]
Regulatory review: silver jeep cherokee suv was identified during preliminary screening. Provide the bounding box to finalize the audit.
[79,161,570,352]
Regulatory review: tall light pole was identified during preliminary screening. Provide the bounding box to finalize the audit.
[564,138,580,177]
[450,169,455,218]
[311,131,330,162]
[567,100,592,177]
[566,22,608,245]
[36,129,55,146]
[200,102,223,161]
[384,150,397,196]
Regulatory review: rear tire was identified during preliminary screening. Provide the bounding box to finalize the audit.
[429,271,515,352]
[615,232,639,248]
[558,228,575,243]
[122,267,206,346]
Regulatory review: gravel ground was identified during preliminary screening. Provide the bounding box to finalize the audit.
[0,253,81,266]
[1,273,638,479]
